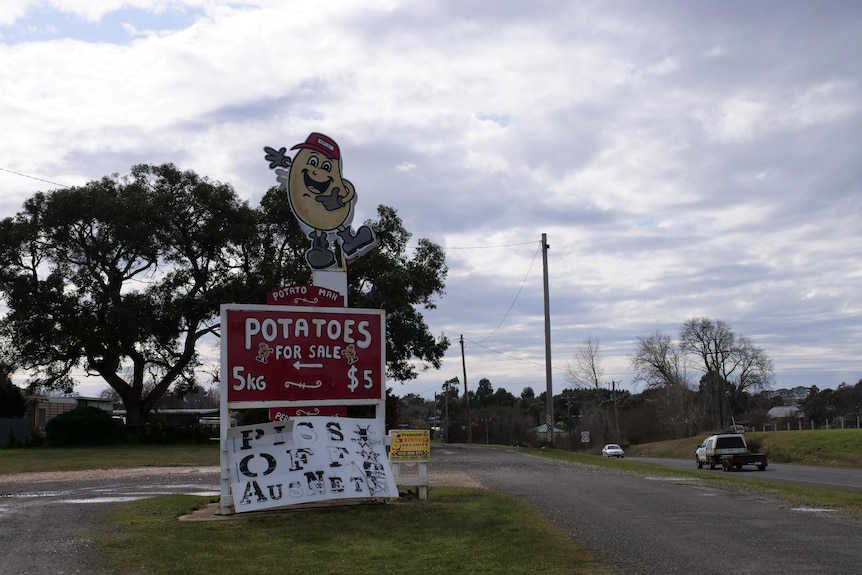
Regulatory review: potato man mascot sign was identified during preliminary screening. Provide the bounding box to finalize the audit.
[264,133,377,270]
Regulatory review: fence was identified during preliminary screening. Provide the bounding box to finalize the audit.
[0,418,31,447]
[762,416,861,432]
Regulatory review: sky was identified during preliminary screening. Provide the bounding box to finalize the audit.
[1,0,860,402]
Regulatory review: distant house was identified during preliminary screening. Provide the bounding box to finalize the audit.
[772,387,810,403]
[767,405,803,420]
[27,395,114,434]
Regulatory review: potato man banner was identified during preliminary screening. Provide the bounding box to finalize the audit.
[226,417,398,513]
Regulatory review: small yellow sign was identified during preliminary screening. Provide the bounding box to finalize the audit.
[389,429,431,461]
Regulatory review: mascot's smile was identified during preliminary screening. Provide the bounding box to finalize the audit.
[303,170,331,195]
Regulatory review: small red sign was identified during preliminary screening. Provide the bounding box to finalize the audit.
[269,406,347,421]
[223,305,385,403]
[267,285,344,307]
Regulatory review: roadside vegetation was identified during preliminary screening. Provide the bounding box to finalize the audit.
[3,432,861,573]
[4,428,859,475]
[0,444,219,474]
[624,429,862,467]
[92,489,610,575]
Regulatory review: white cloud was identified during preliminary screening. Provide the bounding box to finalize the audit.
[1,0,860,399]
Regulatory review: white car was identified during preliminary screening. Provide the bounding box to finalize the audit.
[601,443,624,458]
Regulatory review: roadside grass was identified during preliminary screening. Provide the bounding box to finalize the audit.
[0,444,219,474]
[624,429,862,467]
[92,489,611,575]
[6,433,861,574]
[750,430,862,466]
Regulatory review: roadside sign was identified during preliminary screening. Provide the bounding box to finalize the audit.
[389,430,431,461]
[581,431,590,443]
[267,284,344,307]
[222,304,385,404]
[269,406,346,420]
[227,418,397,513]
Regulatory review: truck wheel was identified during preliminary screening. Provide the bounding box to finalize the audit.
[734,464,742,470]
[722,460,730,472]
[757,464,766,471]
[709,458,717,470]
[696,458,703,469]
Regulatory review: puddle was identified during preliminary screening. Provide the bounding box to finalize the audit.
[64,497,145,504]
[643,476,699,482]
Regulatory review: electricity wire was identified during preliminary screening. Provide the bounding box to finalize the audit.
[0,166,69,188]
[476,239,541,344]
[4,165,579,379]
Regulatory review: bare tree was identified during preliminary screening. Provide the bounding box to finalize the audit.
[680,318,774,429]
[680,318,735,379]
[630,331,689,389]
[731,335,774,406]
[567,335,604,389]
[680,318,735,429]
[630,332,698,437]
[631,332,700,437]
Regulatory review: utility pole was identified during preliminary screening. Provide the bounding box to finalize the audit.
[481,417,492,444]
[612,380,621,443]
[443,382,449,443]
[542,233,554,446]
[460,334,473,443]
[433,392,438,440]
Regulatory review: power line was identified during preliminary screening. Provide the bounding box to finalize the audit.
[443,241,538,250]
[464,337,568,373]
[476,240,541,344]
[0,166,69,188]
[461,337,639,389]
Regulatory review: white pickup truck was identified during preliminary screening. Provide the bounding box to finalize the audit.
[695,433,767,471]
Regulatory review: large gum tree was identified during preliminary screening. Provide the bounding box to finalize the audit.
[0,164,257,426]
[0,170,450,426]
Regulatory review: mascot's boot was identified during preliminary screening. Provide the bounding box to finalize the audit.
[337,226,377,258]
[306,233,337,270]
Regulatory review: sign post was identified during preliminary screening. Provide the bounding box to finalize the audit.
[219,304,388,514]
[388,429,431,500]
[218,132,389,515]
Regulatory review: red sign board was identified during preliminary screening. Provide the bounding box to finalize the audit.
[266,285,345,307]
[223,305,385,403]
[269,406,347,421]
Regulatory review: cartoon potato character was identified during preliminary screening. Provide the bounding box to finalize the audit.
[264,133,377,270]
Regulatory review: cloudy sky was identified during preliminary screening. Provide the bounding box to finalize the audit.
[2,0,860,401]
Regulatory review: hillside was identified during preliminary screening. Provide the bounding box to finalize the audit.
[625,429,862,468]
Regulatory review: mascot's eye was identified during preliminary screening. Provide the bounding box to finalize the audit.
[322,161,332,172]
[307,156,319,167]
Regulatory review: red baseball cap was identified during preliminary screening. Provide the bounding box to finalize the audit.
[291,132,341,160]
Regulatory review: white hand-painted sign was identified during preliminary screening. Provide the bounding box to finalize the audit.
[226,417,397,513]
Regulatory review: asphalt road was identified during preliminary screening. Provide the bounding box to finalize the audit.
[432,445,862,575]
[2,451,861,574]
[0,468,219,575]
[628,456,862,491]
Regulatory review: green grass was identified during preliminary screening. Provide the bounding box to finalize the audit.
[6,433,862,574]
[2,445,609,575]
[92,490,610,575]
[625,429,862,467]
[0,444,219,474]
[750,430,862,466]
